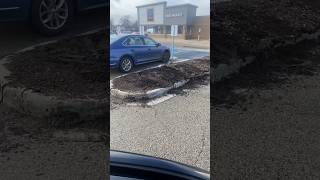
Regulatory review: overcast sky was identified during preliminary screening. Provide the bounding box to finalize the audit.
[111,0,210,24]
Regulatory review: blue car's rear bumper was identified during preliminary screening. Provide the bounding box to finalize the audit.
[0,1,30,22]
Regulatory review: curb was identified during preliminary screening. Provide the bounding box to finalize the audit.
[110,79,189,100]
[0,30,108,127]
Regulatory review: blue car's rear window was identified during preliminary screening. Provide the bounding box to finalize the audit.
[110,34,125,44]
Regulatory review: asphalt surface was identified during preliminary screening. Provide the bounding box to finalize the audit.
[0,104,108,180]
[110,47,210,79]
[0,9,108,179]
[213,62,320,178]
[110,85,210,171]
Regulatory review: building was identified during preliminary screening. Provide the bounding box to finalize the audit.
[136,2,210,40]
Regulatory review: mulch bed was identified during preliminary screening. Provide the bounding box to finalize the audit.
[212,39,320,108]
[211,0,320,108]
[5,29,108,99]
[212,0,320,68]
[112,58,210,92]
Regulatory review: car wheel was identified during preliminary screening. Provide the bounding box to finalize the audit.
[31,0,74,36]
[119,56,133,73]
[162,51,170,63]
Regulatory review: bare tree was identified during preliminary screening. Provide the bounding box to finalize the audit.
[131,20,139,32]
[119,15,132,29]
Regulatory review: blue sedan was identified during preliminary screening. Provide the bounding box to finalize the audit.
[0,0,108,35]
[110,34,171,73]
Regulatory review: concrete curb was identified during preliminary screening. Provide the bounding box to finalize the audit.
[0,30,108,127]
[110,78,189,100]
[213,30,320,83]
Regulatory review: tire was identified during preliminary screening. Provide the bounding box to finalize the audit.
[31,0,74,36]
[162,50,170,63]
[119,56,134,73]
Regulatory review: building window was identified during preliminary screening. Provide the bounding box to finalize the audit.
[178,25,183,34]
[165,12,183,18]
[147,8,154,22]
[166,26,171,34]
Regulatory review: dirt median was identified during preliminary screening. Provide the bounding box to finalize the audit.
[4,29,108,100]
[112,58,210,93]
[212,0,320,68]
[212,39,320,108]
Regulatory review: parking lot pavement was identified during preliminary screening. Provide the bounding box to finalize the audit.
[110,85,210,171]
[213,68,320,178]
[110,47,210,79]
[0,8,107,57]
[0,104,108,179]
[173,47,209,61]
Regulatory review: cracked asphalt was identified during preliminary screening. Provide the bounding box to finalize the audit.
[110,85,210,171]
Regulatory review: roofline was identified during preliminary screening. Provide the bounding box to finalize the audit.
[136,1,167,8]
[166,3,198,8]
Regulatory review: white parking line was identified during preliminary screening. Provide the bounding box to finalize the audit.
[146,94,176,106]
[125,94,176,106]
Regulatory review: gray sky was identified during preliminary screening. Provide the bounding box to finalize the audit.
[111,0,210,24]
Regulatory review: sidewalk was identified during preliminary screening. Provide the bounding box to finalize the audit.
[152,37,210,50]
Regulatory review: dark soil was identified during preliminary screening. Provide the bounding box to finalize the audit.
[212,40,320,108]
[5,29,108,99]
[112,58,210,92]
[212,0,320,107]
[212,0,320,68]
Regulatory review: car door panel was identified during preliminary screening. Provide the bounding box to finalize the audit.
[126,46,146,64]
[143,37,162,61]
[125,36,148,64]
[151,46,163,60]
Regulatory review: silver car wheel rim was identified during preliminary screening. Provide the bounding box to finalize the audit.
[122,59,132,71]
[39,0,68,30]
